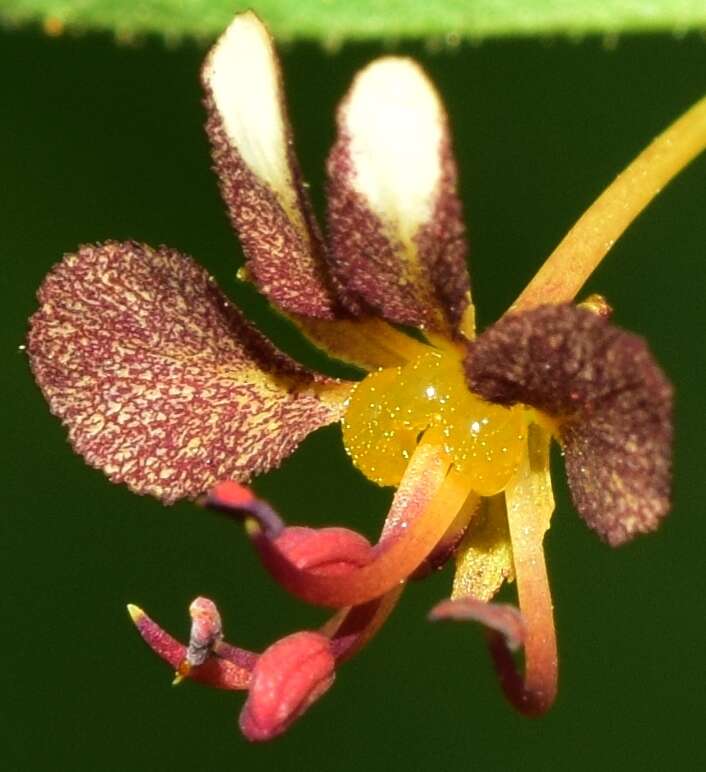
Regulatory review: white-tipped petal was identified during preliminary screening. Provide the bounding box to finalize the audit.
[206,13,297,223]
[327,58,470,334]
[202,12,338,318]
[345,59,444,243]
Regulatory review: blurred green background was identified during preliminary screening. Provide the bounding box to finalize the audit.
[1,15,705,772]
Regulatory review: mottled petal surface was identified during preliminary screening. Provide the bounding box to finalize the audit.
[466,304,672,545]
[327,57,470,334]
[28,242,349,503]
[202,11,340,318]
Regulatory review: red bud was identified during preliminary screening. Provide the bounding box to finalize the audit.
[239,632,335,741]
[273,527,374,576]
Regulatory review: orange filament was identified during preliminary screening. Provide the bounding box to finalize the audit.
[342,349,526,495]
[500,425,557,715]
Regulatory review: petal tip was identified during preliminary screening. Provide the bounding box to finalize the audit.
[206,480,256,510]
[127,603,145,625]
[205,9,270,77]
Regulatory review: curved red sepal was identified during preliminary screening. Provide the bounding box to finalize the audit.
[128,590,401,739]
[205,443,470,608]
[429,597,525,651]
[239,632,335,742]
[429,596,554,717]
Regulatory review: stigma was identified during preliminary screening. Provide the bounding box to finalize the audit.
[342,349,527,493]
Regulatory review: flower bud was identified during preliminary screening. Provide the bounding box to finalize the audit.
[239,632,335,741]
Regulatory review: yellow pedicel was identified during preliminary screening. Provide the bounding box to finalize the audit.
[342,349,526,494]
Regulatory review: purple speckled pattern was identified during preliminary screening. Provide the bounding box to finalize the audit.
[412,137,471,332]
[202,74,341,319]
[466,304,673,546]
[27,241,347,503]
[326,124,470,335]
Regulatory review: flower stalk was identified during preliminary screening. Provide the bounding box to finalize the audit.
[513,94,706,312]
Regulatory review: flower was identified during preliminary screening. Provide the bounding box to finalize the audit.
[27,11,705,742]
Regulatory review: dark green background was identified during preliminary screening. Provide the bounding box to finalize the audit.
[2,16,704,771]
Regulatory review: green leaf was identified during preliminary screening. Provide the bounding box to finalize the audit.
[2,0,706,43]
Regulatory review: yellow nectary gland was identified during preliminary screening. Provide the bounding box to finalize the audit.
[342,350,527,493]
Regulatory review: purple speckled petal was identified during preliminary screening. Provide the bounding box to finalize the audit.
[28,241,350,503]
[202,12,341,319]
[466,304,673,546]
[326,57,471,335]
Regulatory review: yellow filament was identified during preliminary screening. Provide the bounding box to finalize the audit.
[503,424,557,713]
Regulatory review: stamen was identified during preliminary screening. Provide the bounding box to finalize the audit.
[500,425,557,715]
[512,95,706,312]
